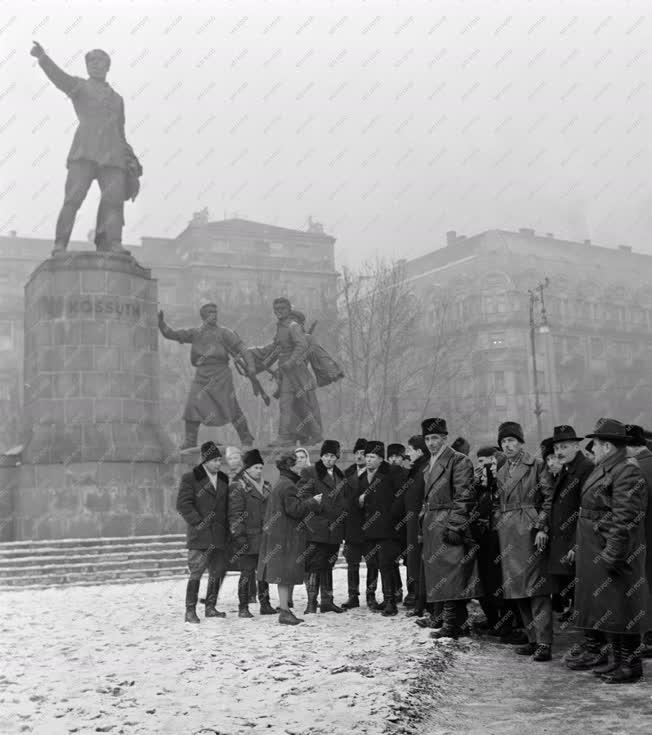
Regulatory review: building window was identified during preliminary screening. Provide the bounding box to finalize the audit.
[494,371,505,392]
[489,333,505,348]
[591,337,604,358]
[0,322,12,350]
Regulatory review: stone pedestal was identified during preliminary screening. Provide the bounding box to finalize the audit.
[22,252,172,463]
[9,252,181,540]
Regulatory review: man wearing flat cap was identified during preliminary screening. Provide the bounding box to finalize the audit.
[297,440,349,613]
[421,417,479,639]
[176,441,230,623]
[495,421,554,661]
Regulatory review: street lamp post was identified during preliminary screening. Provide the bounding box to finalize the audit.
[528,278,550,444]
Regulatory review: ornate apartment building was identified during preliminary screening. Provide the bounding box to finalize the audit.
[400,228,652,447]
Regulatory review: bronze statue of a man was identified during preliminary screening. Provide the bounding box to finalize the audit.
[252,297,324,447]
[158,303,256,450]
[31,41,142,256]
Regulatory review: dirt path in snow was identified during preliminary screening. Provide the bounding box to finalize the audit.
[391,621,652,735]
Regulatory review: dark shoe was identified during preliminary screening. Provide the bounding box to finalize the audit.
[416,616,443,629]
[601,663,643,683]
[558,609,574,623]
[382,599,398,617]
[238,606,254,619]
[566,649,608,671]
[205,606,226,618]
[533,644,552,662]
[279,609,303,625]
[515,642,537,656]
[304,601,318,614]
[500,630,529,645]
[320,601,346,613]
[403,593,416,608]
[341,595,360,609]
[184,607,200,624]
[473,617,492,631]
[593,659,620,676]
[259,600,277,615]
[367,597,384,611]
[563,642,587,663]
[406,608,425,618]
[430,627,459,640]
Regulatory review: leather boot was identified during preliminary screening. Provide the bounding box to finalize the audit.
[320,569,346,613]
[205,576,226,618]
[304,572,320,614]
[342,566,360,609]
[238,575,254,618]
[593,639,620,676]
[601,635,643,683]
[184,579,201,623]
[258,581,277,615]
[566,644,609,670]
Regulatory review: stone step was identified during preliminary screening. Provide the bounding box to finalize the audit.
[0,534,186,550]
[0,564,190,588]
[0,540,186,560]
[0,555,188,578]
[1,548,185,568]
[0,572,188,592]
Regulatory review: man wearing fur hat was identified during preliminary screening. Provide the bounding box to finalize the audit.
[176,441,230,623]
[358,441,406,616]
[297,440,349,613]
[421,418,479,639]
[228,449,278,618]
[495,421,554,660]
[341,438,380,609]
[574,419,648,682]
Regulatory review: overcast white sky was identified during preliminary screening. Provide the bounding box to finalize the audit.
[1,0,651,268]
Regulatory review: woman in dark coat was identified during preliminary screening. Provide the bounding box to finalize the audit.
[258,451,323,625]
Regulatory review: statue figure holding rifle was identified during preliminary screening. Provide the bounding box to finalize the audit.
[158,303,264,450]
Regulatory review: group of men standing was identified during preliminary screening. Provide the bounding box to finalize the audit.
[176,415,651,685]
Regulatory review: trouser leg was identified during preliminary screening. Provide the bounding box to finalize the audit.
[529,595,553,646]
[95,165,126,251]
[205,549,226,608]
[55,161,95,249]
[517,598,536,643]
[232,399,254,445]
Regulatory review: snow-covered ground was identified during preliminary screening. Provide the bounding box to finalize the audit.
[0,569,436,735]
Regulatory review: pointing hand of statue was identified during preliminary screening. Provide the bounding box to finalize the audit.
[30,41,45,58]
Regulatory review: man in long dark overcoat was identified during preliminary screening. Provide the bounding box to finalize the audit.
[626,424,652,657]
[575,418,648,683]
[421,418,480,639]
[176,441,230,623]
[297,440,349,613]
[495,421,554,661]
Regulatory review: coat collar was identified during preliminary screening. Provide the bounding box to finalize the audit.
[315,459,344,482]
[409,453,429,478]
[236,469,270,499]
[582,447,627,493]
[424,445,454,487]
[497,449,535,491]
[192,464,228,490]
[279,467,300,483]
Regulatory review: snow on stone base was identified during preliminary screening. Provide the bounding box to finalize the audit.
[0,568,430,735]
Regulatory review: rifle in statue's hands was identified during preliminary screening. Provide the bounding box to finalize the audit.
[227,344,271,406]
